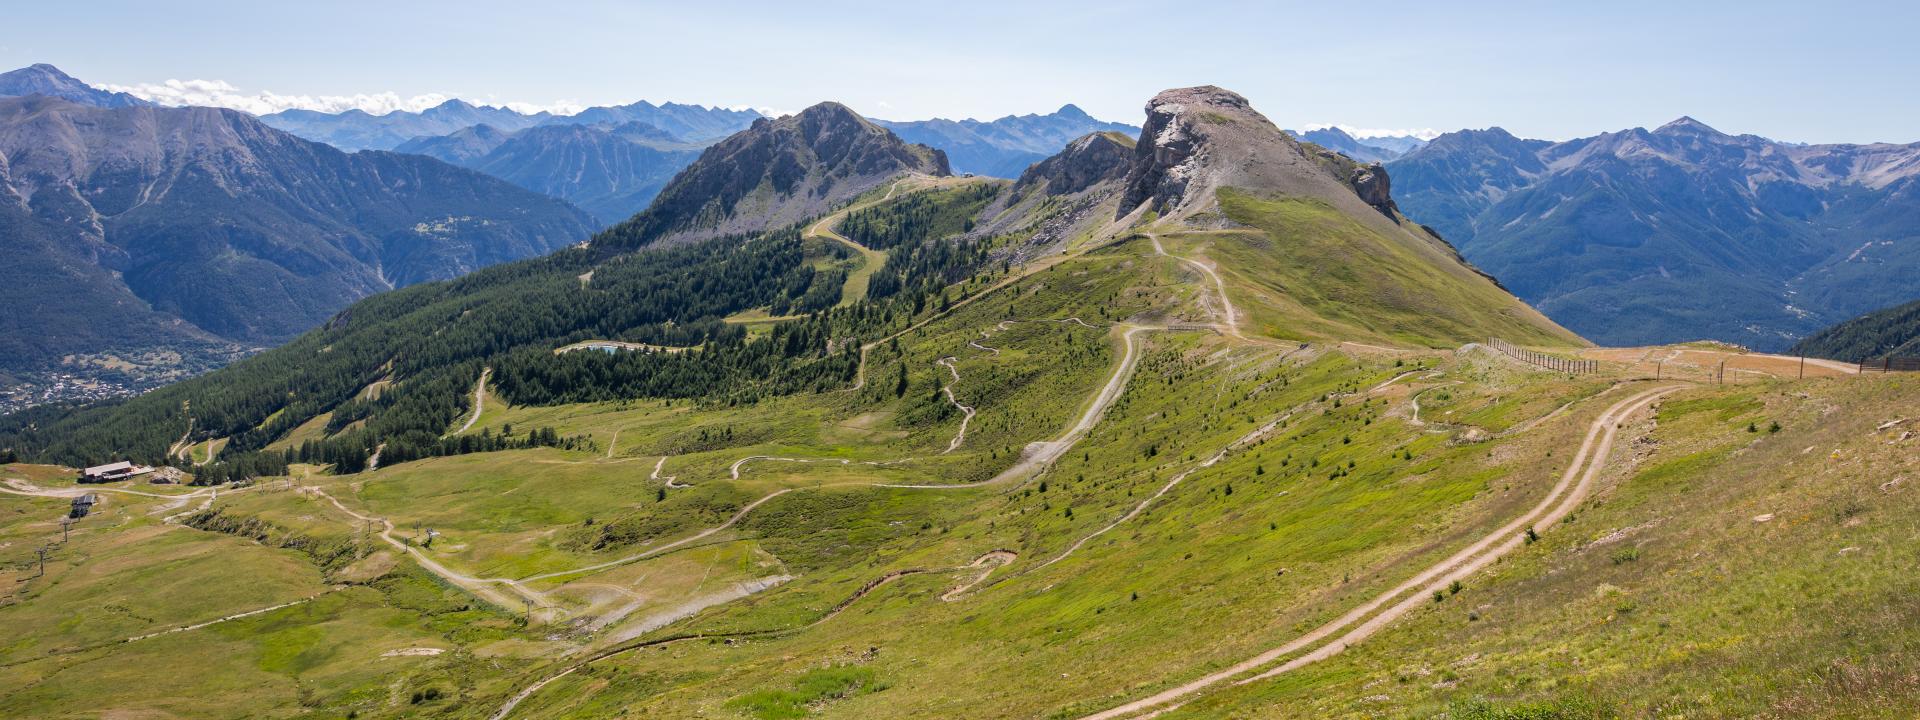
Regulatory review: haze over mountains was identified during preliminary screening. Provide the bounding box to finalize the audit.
[257,98,762,151]
[875,104,1140,178]
[1388,118,1920,350]
[397,121,706,225]
[1289,125,1422,163]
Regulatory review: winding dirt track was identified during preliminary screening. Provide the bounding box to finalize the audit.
[936,357,977,454]
[1150,235,1240,338]
[652,456,688,488]
[1074,384,1679,720]
[451,368,491,436]
[306,487,553,615]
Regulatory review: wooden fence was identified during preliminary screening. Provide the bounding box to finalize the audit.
[1487,338,1598,374]
[1858,356,1920,373]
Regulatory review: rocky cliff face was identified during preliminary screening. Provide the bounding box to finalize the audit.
[599,102,949,248]
[1116,86,1422,236]
[1013,131,1133,196]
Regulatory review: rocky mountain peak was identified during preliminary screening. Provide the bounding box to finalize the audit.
[1055,103,1092,120]
[597,99,948,248]
[1122,85,1380,221]
[1654,115,1723,137]
[0,63,151,108]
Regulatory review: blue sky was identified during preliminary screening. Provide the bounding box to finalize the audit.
[6,0,1917,142]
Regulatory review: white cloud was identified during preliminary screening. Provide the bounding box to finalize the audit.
[1302,123,1443,141]
[98,78,582,117]
[500,99,587,116]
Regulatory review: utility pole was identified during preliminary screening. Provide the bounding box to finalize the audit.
[35,546,49,578]
[1655,360,1663,380]
[61,517,71,543]
[1799,354,1806,380]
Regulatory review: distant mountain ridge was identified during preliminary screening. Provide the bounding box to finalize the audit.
[1389,119,1920,350]
[876,104,1138,178]
[0,91,595,408]
[260,99,550,151]
[0,63,151,108]
[260,98,762,152]
[549,100,763,142]
[399,121,705,225]
[1289,126,1418,163]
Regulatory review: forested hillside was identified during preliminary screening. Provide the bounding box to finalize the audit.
[0,180,1011,483]
[1790,297,1920,362]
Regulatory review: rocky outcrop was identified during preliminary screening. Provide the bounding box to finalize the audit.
[1349,164,1395,215]
[1014,131,1133,196]
[1119,86,1248,217]
[1116,85,1417,231]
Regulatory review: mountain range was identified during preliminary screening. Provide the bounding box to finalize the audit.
[396,121,706,225]
[1387,118,1920,350]
[0,86,595,411]
[1,83,1566,471]
[1289,125,1421,163]
[5,77,1913,720]
[258,98,761,151]
[875,104,1139,178]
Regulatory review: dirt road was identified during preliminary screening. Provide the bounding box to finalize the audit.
[1076,384,1678,719]
[305,487,552,617]
[936,356,977,454]
[1150,235,1239,338]
[451,368,491,436]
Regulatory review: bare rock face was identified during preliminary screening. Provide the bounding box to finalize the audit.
[1116,85,1421,235]
[1119,86,1257,216]
[1014,131,1134,196]
[1349,164,1396,215]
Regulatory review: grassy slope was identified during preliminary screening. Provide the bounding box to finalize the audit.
[1194,190,1580,348]
[4,182,1912,720]
[1162,373,1920,719]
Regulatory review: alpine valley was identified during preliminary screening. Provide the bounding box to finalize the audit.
[1,50,1917,720]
